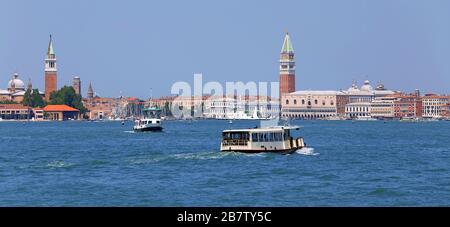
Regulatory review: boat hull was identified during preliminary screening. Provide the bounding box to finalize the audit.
[221,147,301,155]
[134,126,163,132]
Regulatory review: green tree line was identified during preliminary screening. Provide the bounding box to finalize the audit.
[21,86,87,114]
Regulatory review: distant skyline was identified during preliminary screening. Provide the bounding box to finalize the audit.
[1,0,449,99]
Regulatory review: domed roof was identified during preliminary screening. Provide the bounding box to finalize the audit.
[8,73,25,90]
[360,80,373,92]
[347,82,359,92]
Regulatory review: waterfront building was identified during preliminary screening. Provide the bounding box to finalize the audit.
[202,95,279,119]
[391,94,422,118]
[0,104,32,120]
[442,103,450,118]
[370,97,397,119]
[72,76,81,95]
[345,80,396,103]
[122,97,145,118]
[279,32,296,98]
[345,102,372,119]
[169,95,205,119]
[281,91,347,119]
[83,96,145,120]
[203,96,237,119]
[43,104,80,121]
[83,97,118,120]
[422,94,450,118]
[0,73,43,103]
[45,35,57,101]
[32,108,44,121]
[246,96,280,118]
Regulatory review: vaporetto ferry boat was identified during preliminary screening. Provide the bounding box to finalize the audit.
[220,126,305,154]
[133,107,163,132]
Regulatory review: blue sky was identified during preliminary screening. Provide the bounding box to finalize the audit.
[1,0,449,98]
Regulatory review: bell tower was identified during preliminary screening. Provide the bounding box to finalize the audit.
[279,32,296,98]
[45,35,57,101]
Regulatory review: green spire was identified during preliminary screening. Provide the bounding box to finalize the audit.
[47,34,54,56]
[281,32,294,53]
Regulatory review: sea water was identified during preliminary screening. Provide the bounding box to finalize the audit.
[0,120,449,206]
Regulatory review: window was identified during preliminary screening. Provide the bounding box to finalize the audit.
[286,99,289,105]
[308,101,311,106]
[331,101,334,106]
[322,101,325,106]
[252,133,258,142]
[294,100,297,105]
[315,100,318,105]
[302,100,305,105]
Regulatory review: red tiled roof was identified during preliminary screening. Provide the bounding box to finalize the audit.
[43,105,79,112]
[0,104,29,110]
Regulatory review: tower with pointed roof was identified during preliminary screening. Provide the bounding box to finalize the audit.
[87,82,94,99]
[45,35,57,101]
[279,32,296,98]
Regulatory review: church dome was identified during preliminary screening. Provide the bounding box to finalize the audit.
[347,82,359,92]
[8,73,25,90]
[360,80,373,92]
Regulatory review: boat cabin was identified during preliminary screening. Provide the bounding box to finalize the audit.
[221,126,305,154]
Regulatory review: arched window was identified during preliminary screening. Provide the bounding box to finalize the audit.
[315,100,318,105]
[331,101,334,106]
[294,99,297,105]
[286,99,289,105]
[322,101,325,106]
[308,101,311,106]
[302,100,305,105]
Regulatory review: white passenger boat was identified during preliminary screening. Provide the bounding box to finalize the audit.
[220,126,305,154]
[355,116,377,121]
[133,107,163,132]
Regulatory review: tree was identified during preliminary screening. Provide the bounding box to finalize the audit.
[22,88,45,108]
[49,86,87,113]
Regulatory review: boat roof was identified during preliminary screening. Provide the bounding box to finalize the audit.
[223,125,300,133]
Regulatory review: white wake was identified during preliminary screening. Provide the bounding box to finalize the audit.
[296,147,319,156]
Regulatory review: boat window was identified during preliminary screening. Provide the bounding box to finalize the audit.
[252,133,258,142]
[275,133,281,141]
[259,133,264,142]
[264,133,269,142]
[223,132,231,140]
[224,132,250,141]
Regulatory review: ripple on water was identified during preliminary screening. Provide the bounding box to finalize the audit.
[46,161,74,169]
[128,151,233,165]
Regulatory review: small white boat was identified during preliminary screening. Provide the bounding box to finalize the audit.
[133,107,163,132]
[355,116,376,121]
[220,126,305,154]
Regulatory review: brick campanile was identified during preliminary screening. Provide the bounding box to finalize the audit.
[45,35,57,101]
[279,32,296,99]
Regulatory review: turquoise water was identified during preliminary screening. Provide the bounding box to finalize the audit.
[1,120,450,206]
